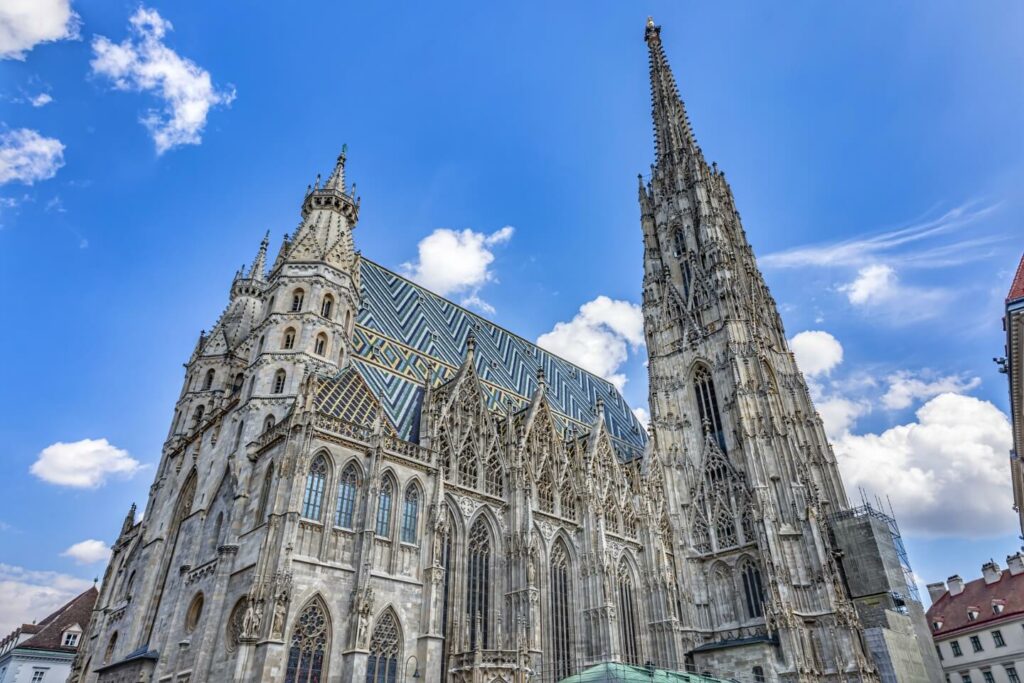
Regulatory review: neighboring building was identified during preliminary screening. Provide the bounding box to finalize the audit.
[0,587,97,683]
[927,556,1024,683]
[72,17,931,683]
[830,503,943,682]
[1006,254,1024,539]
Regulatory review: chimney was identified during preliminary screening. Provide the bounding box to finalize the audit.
[948,575,965,596]
[927,582,948,604]
[1008,553,1024,576]
[983,560,1003,585]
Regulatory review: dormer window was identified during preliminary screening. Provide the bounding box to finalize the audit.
[967,606,980,621]
[62,630,80,647]
[932,619,943,631]
[993,600,1006,614]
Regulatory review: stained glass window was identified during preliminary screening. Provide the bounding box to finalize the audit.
[364,611,400,683]
[335,464,358,529]
[285,600,329,683]
[302,455,327,520]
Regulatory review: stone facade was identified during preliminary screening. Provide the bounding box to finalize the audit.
[72,18,885,683]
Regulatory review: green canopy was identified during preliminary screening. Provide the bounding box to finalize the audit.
[558,662,731,683]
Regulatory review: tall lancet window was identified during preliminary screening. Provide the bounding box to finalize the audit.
[256,463,273,522]
[285,599,329,683]
[401,484,419,543]
[335,464,358,529]
[617,560,641,665]
[694,366,726,452]
[741,561,766,619]
[301,455,327,521]
[550,542,574,680]
[376,478,394,538]
[466,519,491,650]
[364,611,400,683]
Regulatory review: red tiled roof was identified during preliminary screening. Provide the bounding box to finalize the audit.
[18,587,97,652]
[1009,253,1024,303]
[927,569,1024,637]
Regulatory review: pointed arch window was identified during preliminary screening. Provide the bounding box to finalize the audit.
[537,469,554,512]
[457,446,478,489]
[617,560,641,665]
[285,600,329,683]
[604,495,621,535]
[314,333,328,356]
[104,632,117,664]
[401,485,420,543]
[335,464,359,529]
[273,369,287,394]
[623,506,638,538]
[263,414,276,432]
[257,464,274,522]
[694,366,726,452]
[283,328,296,350]
[365,611,400,683]
[376,479,393,538]
[741,562,765,619]
[466,519,491,650]
[301,455,327,521]
[192,404,205,427]
[485,451,504,497]
[203,368,215,391]
[714,504,737,550]
[550,542,574,680]
[560,479,577,521]
[291,289,305,312]
[321,295,334,319]
[232,372,244,395]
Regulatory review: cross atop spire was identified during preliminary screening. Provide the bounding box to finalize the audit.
[644,18,701,168]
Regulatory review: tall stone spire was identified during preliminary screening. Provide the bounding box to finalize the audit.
[638,19,872,680]
[644,17,701,169]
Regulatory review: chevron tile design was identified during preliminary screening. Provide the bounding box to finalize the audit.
[327,258,646,455]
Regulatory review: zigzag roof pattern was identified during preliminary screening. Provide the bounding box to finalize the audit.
[341,258,647,458]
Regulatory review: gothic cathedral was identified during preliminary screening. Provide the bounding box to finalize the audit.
[73,19,877,683]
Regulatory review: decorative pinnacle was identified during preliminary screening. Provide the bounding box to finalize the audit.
[247,230,270,280]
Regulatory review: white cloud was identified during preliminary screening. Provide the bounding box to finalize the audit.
[31,438,141,488]
[0,128,65,185]
[632,406,650,427]
[882,370,981,410]
[29,92,53,107]
[761,202,1002,270]
[789,330,844,377]
[90,7,235,154]
[0,0,79,60]
[839,264,897,305]
[834,393,1014,537]
[401,225,514,313]
[816,396,869,440]
[0,564,93,635]
[537,296,644,390]
[838,264,947,321]
[62,539,111,565]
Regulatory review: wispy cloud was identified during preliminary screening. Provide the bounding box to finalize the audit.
[762,201,1004,270]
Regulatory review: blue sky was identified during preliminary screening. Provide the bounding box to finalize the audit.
[1,1,1022,630]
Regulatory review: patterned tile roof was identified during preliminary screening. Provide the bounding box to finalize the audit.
[338,258,647,457]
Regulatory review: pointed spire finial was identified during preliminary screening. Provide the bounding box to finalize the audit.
[247,230,270,281]
[324,146,347,192]
[466,331,476,357]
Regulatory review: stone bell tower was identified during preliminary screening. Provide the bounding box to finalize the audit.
[639,18,875,681]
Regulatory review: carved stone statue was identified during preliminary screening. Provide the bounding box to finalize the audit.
[270,592,287,639]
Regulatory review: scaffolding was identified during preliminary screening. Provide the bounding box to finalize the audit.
[829,491,921,605]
